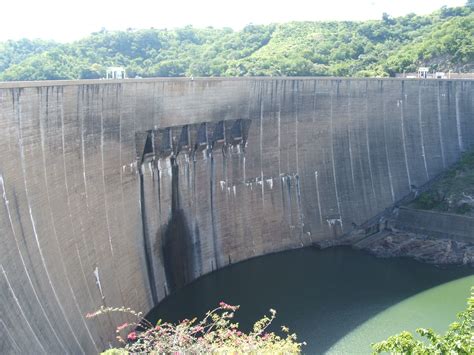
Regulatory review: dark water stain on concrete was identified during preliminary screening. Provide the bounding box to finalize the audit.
[162,157,202,293]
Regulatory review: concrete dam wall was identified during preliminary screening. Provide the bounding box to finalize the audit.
[0,77,472,353]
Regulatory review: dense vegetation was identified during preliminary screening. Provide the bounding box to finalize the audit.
[372,288,473,354]
[0,5,473,81]
[87,303,304,354]
[410,149,474,216]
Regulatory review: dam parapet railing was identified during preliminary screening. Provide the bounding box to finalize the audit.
[0,75,473,88]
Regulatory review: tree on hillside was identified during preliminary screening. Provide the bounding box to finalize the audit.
[0,6,472,81]
[382,12,396,25]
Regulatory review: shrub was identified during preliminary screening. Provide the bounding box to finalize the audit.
[459,150,474,170]
[413,191,443,210]
[86,303,305,354]
[372,287,474,354]
[455,202,472,214]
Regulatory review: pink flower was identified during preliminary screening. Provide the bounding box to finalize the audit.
[192,326,204,334]
[117,323,129,331]
[180,318,189,325]
[85,311,98,318]
[219,301,238,311]
[127,332,137,341]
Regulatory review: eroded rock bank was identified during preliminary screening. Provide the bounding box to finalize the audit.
[317,210,474,266]
[355,228,474,266]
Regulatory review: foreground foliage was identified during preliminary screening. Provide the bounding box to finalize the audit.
[372,288,474,354]
[0,5,472,80]
[86,302,304,354]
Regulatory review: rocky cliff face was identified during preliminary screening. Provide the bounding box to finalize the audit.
[357,228,474,266]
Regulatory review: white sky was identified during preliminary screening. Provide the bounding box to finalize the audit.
[1,0,467,42]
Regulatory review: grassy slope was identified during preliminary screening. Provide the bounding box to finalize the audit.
[410,150,474,216]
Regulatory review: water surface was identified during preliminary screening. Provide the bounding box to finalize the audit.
[148,247,473,354]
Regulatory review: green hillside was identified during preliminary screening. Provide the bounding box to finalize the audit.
[409,149,474,216]
[0,5,472,81]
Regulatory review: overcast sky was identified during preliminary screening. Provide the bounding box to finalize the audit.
[1,0,467,42]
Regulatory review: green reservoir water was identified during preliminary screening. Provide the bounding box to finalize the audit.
[148,247,473,354]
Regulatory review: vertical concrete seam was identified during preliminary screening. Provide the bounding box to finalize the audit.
[314,171,323,223]
[382,84,395,202]
[294,81,304,242]
[58,89,100,351]
[138,165,158,305]
[399,90,412,190]
[15,90,85,353]
[0,174,67,352]
[312,81,323,226]
[0,319,21,353]
[399,82,412,191]
[417,83,430,180]
[347,84,356,190]
[133,82,153,307]
[209,150,219,269]
[77,85,105,319]
[99,87,127,310]
[329,82,343,231]
[365,82,377,201]
[79,86,90,209]
[1,265,47,354]
[100,89,115,258]
[437,82,446,168]
[75,244,97,313]
[118,83,144,311]
[455,83,464,152]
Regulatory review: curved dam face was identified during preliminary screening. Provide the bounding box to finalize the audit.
[0,77,472,353]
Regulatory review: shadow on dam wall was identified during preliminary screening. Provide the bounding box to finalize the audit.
[160,157,202,294]
[0,77,473,352]
[139,135,205,304]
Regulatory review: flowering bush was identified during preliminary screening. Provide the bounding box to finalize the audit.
[86,302,305,354]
